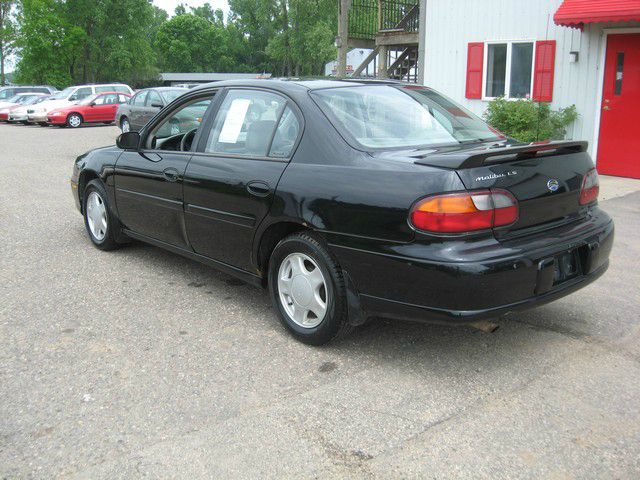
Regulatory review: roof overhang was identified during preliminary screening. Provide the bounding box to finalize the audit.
[554,0,640,29]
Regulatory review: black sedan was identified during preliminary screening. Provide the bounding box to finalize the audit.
[70,79,613,345]
[116,87,187,133]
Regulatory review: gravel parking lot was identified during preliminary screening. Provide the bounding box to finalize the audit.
[1,123,640,479]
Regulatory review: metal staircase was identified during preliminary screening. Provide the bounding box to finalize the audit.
[348,0,420,82]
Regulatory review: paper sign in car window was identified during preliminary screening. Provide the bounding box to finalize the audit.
[218,98,251,143]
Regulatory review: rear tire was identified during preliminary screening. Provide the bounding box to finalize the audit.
[38,122,48,127]
[268,232,351,345]
[83,179,121,251]
[67,113,82,128]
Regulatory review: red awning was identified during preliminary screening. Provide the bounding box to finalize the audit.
[554,0,640,29]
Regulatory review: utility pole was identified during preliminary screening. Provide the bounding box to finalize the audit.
[336,0,351,77]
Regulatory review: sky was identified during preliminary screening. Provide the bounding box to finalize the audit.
[153,0,230,17]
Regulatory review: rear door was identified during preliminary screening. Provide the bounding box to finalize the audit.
[183,88,301,270]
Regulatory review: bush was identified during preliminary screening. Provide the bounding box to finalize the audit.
[483,98,578,143]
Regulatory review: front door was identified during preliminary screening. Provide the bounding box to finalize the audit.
[597,33,640,179]
[114,95,215,248]
[183,88,301,271]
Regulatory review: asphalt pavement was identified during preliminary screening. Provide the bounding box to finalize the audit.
[1,122,639,479]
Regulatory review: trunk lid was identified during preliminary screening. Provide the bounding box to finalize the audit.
[412,141,594,236]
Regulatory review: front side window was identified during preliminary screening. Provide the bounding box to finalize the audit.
[160,89,186,104]
[51,87,74,100]
[485,41,534,99]
[146,91,163,107]
[112,86,131,93]
[101,93,119,104]
[0,89,14,99]
[205,90,287,157]
[148,96,213,150]
[312,85,501,149]
[70,87,93,101]
[132,91,147,106]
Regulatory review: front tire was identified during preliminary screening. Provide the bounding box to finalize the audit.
[268,232,351,345]
[67,113,82,128]
[83,180,120,251]
[120,117,130,133]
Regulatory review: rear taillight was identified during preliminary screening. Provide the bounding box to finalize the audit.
[579,168,599,205]
[410,189,518,233]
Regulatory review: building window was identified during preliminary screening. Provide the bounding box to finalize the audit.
[484,41,534,99]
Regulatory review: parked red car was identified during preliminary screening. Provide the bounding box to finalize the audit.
[47,92,131,128]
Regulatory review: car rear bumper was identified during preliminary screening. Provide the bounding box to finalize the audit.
[330,207,614,325]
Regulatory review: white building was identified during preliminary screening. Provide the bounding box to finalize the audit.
[421,0,640,178]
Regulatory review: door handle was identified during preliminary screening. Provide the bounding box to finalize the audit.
[246,180,271,197]
[163,167,180,182]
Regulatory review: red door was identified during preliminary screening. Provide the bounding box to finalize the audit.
[597,33,640,179]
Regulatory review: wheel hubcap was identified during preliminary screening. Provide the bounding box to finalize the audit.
[278,253,328,328]
[69,115,81,127]
[86,191,107,241]
[122,120,130,132]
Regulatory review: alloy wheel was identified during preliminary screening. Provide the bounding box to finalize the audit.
[68,114,82,128]
[277,253,328,328]
[86,191,107,241]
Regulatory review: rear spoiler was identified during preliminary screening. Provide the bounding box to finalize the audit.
[414,141,588,170]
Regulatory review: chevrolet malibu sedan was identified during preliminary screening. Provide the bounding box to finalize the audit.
[47,92,131,127]
[70,79,613,345]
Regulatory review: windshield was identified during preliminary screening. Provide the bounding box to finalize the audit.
[312,85,503,149]
[23,96,44,105]
[51,87,74,100]
[161,89,187,103]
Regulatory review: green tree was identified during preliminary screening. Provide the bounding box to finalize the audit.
[15,0,163,88]
[0,0,17,85]
[155,13,222,72]
[265,0,337,76]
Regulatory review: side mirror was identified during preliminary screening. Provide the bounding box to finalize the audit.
[89,102,96,107]
[116,131,141,150]
[151,102,164,109]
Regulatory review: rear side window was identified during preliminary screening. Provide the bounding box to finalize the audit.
[205,89,287,157]
[118,94,130,103]
[132,91,147,106]
[269,107,300,158]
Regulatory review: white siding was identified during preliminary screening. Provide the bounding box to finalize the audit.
[422,0,640,158]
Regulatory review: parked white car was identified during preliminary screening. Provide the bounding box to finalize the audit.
[26,83,133,125]
[6,95,52,123]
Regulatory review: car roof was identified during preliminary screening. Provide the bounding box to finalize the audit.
[189,78,407,93]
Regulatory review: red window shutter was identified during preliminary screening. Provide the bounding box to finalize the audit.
[532,40,556,102]
[465,42,484,99]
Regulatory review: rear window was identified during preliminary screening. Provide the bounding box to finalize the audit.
[311,85,502,150]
